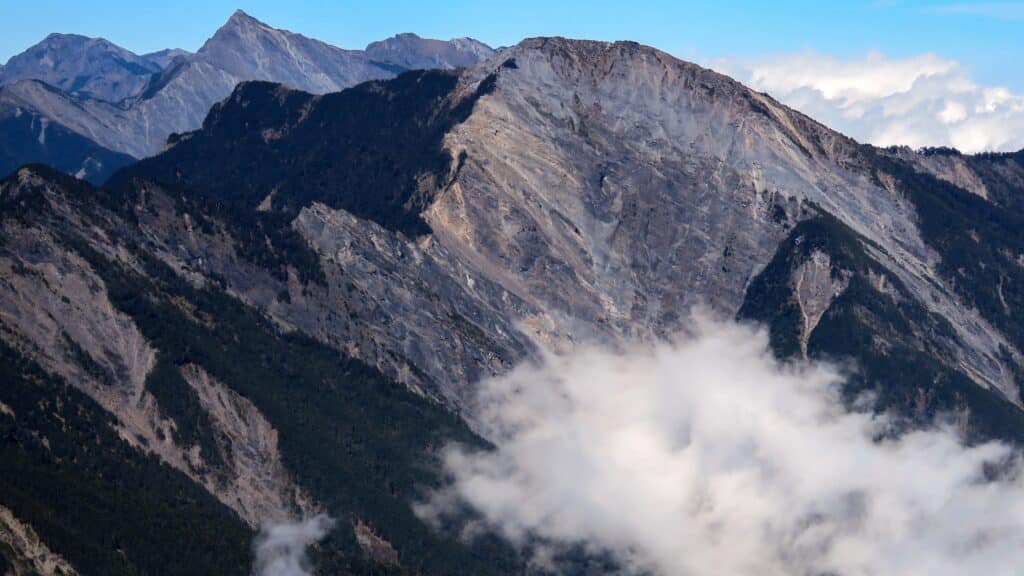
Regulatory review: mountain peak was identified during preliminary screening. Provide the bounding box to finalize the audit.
[0,32,159,102]
[365,33,495,70]
[201,9,295,56]
[41,32,92,43]
[225,8,267,28]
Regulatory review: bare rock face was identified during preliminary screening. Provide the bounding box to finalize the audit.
[141,48,192,70]
[426,38,1018,397]
[195,10,394,94]
[885,145,1024,213]
[181,365,311,525]
[0,505,78,576]
[791,250,849,358]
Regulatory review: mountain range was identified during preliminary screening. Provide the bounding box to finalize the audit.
[2,13,1024,576]
[0,10,494,183]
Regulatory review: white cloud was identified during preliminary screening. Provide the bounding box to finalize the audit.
[713,50,1024,153]
[419,313,1024,576]
[252,514,335,576]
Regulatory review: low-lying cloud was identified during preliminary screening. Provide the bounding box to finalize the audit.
[252,514,335,576]
[714,50,1024,153]
[419,314,1024,575]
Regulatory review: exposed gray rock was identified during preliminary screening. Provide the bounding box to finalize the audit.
[181,364,311,525]
[366,33,495,70]
[886,146,991,199]
[792,250,849,357]
[428,38,1018,398]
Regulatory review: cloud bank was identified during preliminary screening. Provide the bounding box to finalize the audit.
[419,315,1024,575]
[252,514,335,576]
[715,50,1024,153]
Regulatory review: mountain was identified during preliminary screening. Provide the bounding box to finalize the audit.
[0,165,521,574]
[0,33,161,102]
[0,10,497,177]
[193,9,397,93]
[0,96,133,183]
[365,33,496,70]
[5,36,1024,573]
[141,48,192,69]
[114,38,1024,422]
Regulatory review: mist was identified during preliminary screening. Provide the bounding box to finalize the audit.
[252,514,335,576]
[418,314,1024,575]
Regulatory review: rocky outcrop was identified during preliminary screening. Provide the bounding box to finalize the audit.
[181,364,310,525]
[791,250,849,357]
[0,506,78,576]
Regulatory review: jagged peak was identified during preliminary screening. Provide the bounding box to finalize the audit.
[225,8,266,28]
[201,9,276,49]
[199,8,327,58]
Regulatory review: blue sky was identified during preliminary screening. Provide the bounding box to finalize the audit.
[2,0,1022,90]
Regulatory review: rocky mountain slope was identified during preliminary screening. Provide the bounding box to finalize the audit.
[0,10,495,179]
[0,96,133,183]
[4,36,1024,574]
[0,33,162,102]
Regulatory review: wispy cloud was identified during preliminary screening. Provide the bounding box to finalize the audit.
[711,50,1024,153]
[420,313,1024,576]
[929,2,1024,20]
[252,515,335,576]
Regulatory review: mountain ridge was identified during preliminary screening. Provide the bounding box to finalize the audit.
[0,10,498,180]
[4,31,1024,576]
